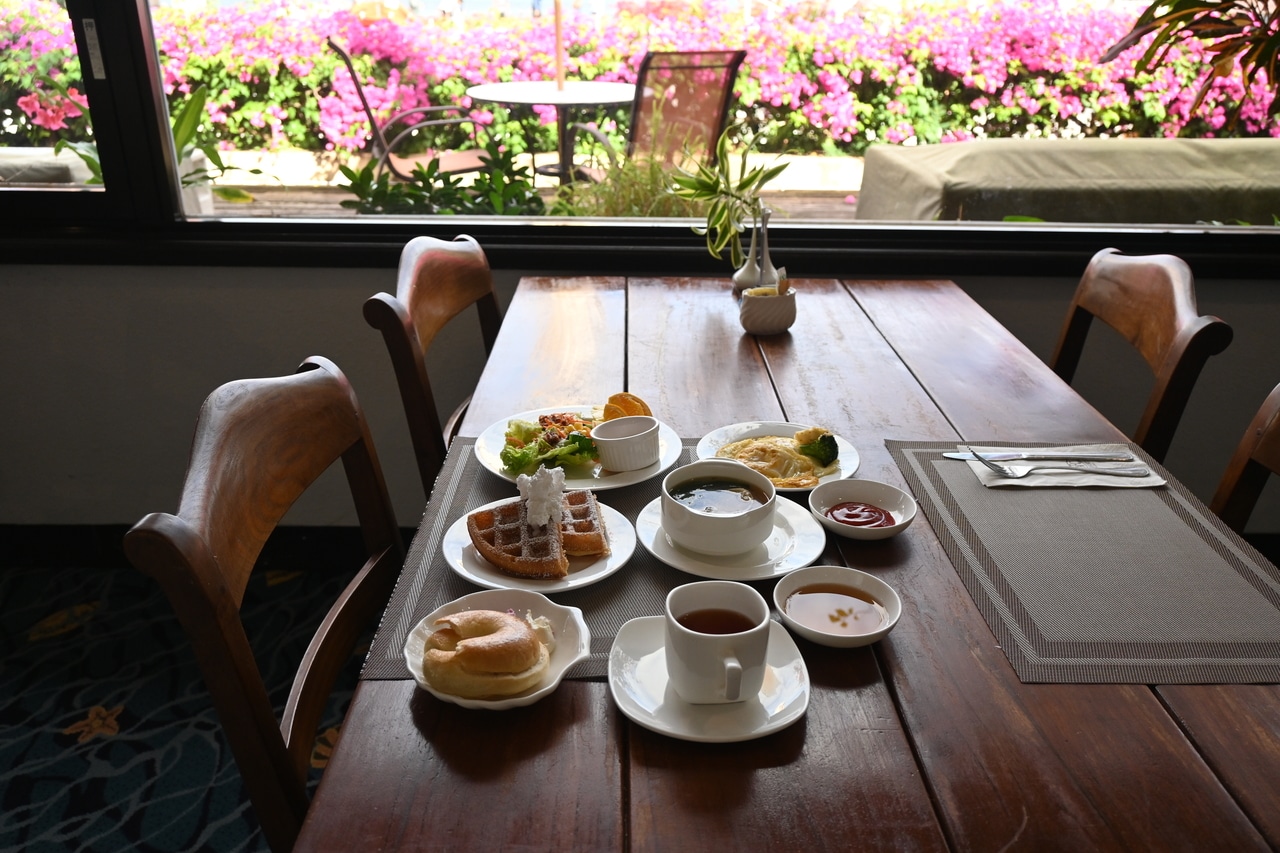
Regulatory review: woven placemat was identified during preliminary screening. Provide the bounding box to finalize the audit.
[888,440,1280,684]
[362,439,706,680]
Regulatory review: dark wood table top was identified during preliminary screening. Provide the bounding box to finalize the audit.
[296,276,1280,852]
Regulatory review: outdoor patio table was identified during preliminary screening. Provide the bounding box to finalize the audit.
[466,80,636,183]
[295,276,1280,851]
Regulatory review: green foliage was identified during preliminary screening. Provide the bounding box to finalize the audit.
[52,139,102,183]
[337,159,466,214]
[552,154,704,218]
[669,126,789,266]
[337,141,545,216]
[50,84,266,201]
[465,144,545,215]
[1102,0,1280,127]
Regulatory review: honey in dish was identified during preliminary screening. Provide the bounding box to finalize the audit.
[669,478,767,514]
[785,583,887,636]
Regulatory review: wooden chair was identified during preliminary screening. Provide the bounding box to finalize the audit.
[122,356,404,853]
[1210,382,1280,533]
[1049,247,1233,462]
[571,49,747,175]
[364,234,501,497]
[327,37,487,180]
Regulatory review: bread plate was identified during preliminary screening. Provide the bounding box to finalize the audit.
[475,406,681,490]
[695,421,859,492]
[404,589,590,710]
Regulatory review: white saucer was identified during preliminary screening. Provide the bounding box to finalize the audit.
[443,497,636,592]
[696,420,860,492]
[634,496,825,580]
[608,616,809,743]
[405,589,590,710]
[475,406,682,491]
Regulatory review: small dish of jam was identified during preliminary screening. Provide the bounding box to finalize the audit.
[808,479,917,541]
[773,564,902,647]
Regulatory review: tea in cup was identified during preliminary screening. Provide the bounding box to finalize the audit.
[660,459,777,556]
[664,580,770,704]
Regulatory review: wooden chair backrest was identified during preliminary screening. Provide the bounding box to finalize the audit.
[628,49,746,166]
[1049,247,1232,462]
[1211,382,1280,533]
[364,235,500,496]
[123,356,403,853]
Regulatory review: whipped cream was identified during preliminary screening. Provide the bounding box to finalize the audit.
[517,465,565,529]
[524,611,557,652]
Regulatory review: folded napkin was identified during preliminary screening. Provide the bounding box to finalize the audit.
[960,443,1167,489]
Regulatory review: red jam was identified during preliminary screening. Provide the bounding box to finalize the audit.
[825,501,894,528]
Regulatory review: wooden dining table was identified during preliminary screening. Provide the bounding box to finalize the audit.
[296,276,1280,852]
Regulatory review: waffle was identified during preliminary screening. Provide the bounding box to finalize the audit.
[467,498,569,579]
[560,490,610,558]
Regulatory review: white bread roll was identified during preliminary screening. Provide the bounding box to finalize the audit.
[421,610,551,699]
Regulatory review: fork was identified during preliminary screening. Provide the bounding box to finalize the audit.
[963,446,1151,479]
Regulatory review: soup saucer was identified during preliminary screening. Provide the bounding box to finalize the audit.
[607,616,809,743]
[634,496,825,581]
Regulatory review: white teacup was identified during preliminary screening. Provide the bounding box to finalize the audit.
[664,581,771,704]
[591,415,660,472]
[660,458,777,556]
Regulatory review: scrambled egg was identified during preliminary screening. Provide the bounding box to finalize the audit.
[715,427,839,488]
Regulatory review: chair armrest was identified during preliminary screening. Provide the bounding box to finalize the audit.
[568,122,621,172]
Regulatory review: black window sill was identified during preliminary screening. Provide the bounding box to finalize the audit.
[5,217,1280,278]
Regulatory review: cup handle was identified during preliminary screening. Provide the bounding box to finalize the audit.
[724,654,742,701]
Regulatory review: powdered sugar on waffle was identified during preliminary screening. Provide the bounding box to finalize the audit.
[517,466,566,528]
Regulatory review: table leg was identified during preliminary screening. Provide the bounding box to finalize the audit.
[555,106,574,184]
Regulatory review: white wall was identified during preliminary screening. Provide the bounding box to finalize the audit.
[0,264,519,528]
[2,266,1275,533]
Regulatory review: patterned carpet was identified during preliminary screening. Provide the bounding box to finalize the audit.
[0,527,382,853]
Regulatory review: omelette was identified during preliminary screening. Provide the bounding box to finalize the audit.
[714,427,839,488]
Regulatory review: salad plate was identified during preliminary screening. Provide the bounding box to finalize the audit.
[695,421,859,492]
[633,496,825,581]
[475,406,681,491]
[443,497,637,592]
[608,616,809,742]
[405,588,590,710]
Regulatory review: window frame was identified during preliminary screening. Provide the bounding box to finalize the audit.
[4,0,1279,280]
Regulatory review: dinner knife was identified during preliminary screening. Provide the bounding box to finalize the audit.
[942,450,1135,462]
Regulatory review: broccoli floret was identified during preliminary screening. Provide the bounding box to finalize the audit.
[796,431,839,466]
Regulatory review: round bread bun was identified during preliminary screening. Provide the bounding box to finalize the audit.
[421,610,551,699]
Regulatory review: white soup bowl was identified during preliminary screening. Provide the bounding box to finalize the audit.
[660,459,777,556]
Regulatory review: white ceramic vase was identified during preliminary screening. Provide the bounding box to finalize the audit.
[731,206,780,295]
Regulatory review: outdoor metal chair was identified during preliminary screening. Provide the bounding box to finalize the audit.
[571,49,747,176]
[1049,247,1233,463]
[327,37,487,180]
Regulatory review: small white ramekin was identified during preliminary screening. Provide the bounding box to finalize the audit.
[591,415,660,472]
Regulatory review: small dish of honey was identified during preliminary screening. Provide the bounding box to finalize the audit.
[772,565,902,647]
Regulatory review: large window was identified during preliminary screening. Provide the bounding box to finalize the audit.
[3,0,1280,275]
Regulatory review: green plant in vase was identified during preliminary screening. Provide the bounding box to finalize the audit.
[669,125,788,295]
